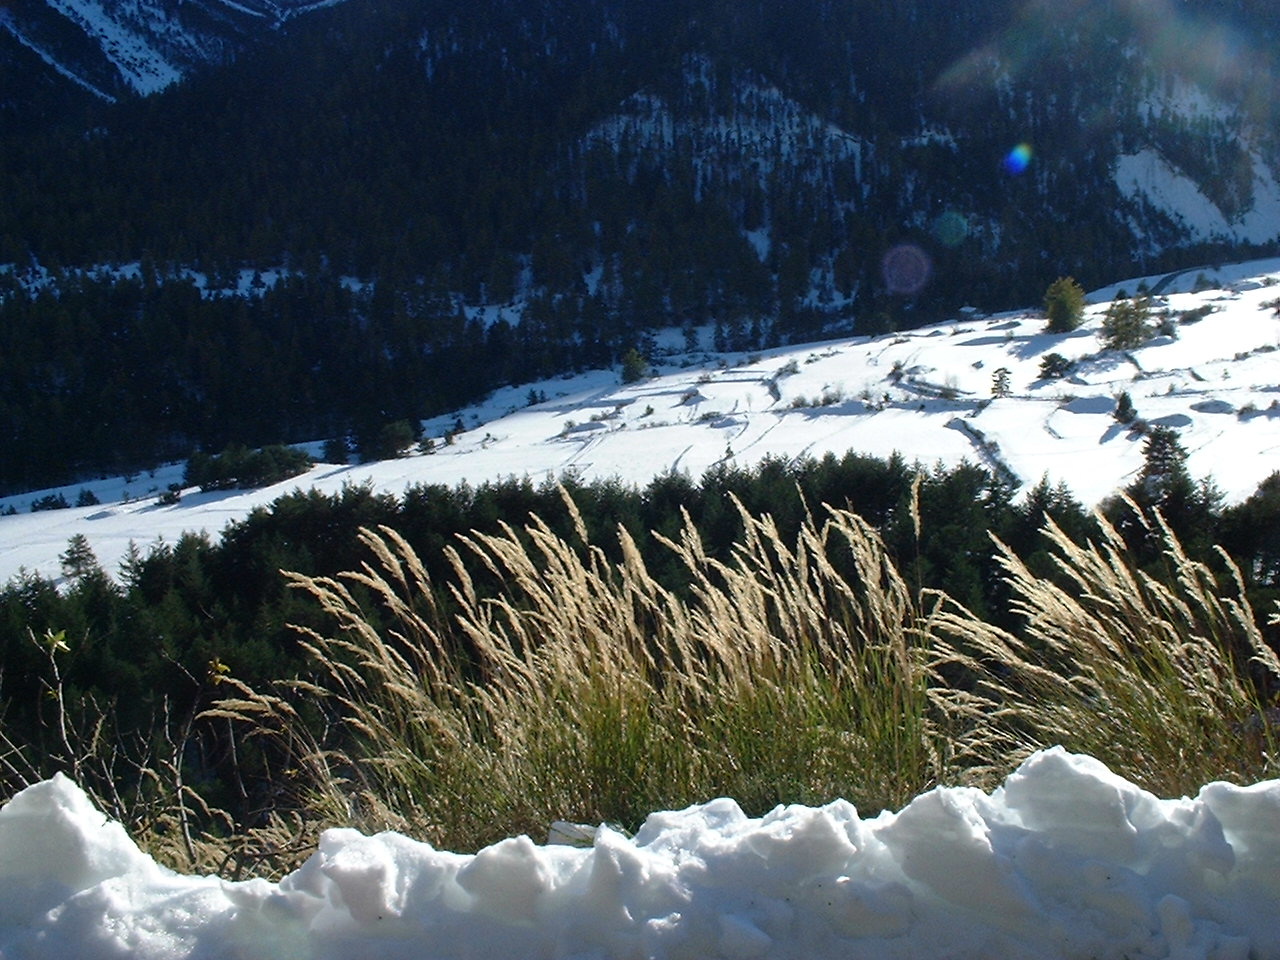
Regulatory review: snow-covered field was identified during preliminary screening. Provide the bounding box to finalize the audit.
[2,748,1277,960]
[4,259,1279,587]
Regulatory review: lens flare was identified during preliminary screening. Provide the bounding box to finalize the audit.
[881,244,932,296]
[932,210,970,247]
[1002,142,1033,175]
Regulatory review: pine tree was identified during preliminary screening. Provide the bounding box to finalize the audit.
[1114,391,1137,424]
[1043,276,1085,333]
[1115,424,1223,558]
[620,347,648,384]
[1101,297,1151,351]
[991,367,1012,398]
[60,533,100,582]
[118,540,145,587]
[1037,353,1072,380]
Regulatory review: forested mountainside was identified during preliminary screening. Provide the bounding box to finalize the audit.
[2,0,1279,492]
[0,0,335,117]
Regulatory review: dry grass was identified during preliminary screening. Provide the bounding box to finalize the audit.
[212,490,947,852]
[212,490,1280,861]
[928,500,1280,795]
[11,489,1276,874]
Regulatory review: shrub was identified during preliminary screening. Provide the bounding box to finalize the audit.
[1043,276,1085,333]
[0,627,303,877]
[1038,353,1072,380]
[1100,297,1151,351]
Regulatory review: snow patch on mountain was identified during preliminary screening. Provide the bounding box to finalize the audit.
[582,59,868,202]
[4,0,356,98]
[1116,149,1280,245]
[0,11,119,100]
[43,0,184,94]
[1116,149,1233,240]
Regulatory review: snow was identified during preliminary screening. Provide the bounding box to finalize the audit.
[43,0,184,95]
[0,12,119,102]
[4,259,1280,586]
[1,748,1277,959]
[1115,150,1280,246]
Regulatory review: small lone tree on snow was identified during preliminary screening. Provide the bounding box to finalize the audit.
[1114,390,1137,425]
[621,347,648,384]
[992,367,1012,398]
[1038,352,1072,380]
[1044,276,1086,333]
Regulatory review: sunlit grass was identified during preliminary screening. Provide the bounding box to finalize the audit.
[7,489,1276,874]
[211,490,1279,858]
[929,500,1280,796]
[215,491,945,851]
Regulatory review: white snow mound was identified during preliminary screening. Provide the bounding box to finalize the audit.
[1,748,1278,959]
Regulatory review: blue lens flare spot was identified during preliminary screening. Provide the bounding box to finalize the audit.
[1002,142,1033,175]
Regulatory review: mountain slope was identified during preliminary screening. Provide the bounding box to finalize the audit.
[3,258,1277,585]
[0,0,349,122]
[2,0,1279,496]
[6,0,1278,285]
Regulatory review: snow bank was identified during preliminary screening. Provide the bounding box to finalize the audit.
[1,748,1278,959]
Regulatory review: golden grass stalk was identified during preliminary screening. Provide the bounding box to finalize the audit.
[213,491,945,851]
[207,490,1280,860]
[928,499,1280,794]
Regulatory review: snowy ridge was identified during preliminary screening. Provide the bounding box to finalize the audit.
[3,258,1280,586]
[0,11,118,100]
[42,0,183,94]
[1,748,1277,959]
[2,0,356,97]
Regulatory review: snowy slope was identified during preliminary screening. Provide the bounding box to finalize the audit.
[0,0,350,98]
[2,748,1279,959]
[1117,82,1280,248]
[1116,149,1280,247]
[2,259,1279,585]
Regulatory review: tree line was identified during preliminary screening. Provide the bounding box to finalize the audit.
[2,447,1277,828]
